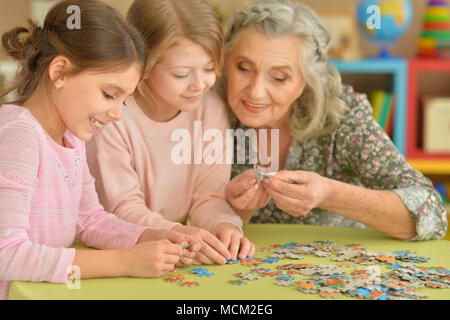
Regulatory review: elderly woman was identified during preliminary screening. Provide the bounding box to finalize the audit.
[219,0,447,241]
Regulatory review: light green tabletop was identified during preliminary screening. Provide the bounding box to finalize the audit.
[9,224,450,300]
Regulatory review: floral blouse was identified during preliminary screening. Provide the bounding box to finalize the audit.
[231,86,448,241]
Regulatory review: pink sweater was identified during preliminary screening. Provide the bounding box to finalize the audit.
[86,91,243,233]
[0,105,149,300]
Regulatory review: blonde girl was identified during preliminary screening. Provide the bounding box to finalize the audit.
[86,0,255,264]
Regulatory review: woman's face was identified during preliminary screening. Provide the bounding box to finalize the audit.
[225,30,306,129]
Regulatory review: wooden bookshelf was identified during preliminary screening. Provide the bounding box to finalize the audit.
[331,58,407,155]
[407,59,450,175]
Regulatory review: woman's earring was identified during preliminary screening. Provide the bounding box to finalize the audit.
[55,79,63,90]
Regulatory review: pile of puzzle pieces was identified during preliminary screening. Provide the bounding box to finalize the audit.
[164,240,450,300]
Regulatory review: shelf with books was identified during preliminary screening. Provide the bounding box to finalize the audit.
[331,58,407,155]
[367,90,396,138]
[406,58,450,174]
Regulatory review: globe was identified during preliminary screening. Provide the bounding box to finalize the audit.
[357,0,413,57]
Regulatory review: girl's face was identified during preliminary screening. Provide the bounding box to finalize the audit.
[145,38,217,115]
[225,30,306,129]
[54,63,141,141]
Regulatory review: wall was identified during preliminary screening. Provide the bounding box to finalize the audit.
[0,0,431,59]
[207,0,429,58]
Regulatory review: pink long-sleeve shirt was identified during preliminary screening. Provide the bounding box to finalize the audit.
[86,91,243,233]
[0,104,149,300]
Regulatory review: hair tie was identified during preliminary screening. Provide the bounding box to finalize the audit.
[22,43,39,61]
[23,25,47,59]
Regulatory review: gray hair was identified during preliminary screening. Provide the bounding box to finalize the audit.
[217,0,346,141]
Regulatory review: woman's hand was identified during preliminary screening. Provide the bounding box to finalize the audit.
[261,170,331,217]
[214,221,255,261]
[171,224,231,265]
[225,169,271,222]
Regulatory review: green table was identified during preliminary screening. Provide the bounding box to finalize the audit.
[9,224,450,300]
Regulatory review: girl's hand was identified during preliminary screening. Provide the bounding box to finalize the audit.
[261,170,331,217]
[214,221,255,261]
[137,228,201,266]
[120,240,184,278]
[171,224,231,265]
[225,170,271,221]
